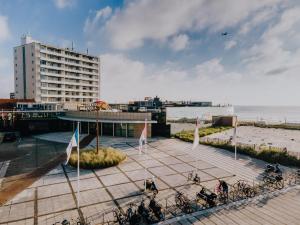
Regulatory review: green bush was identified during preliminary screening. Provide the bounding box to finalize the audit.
[68,147,127,169]
[200,140,300,168]
[174,126,232,142]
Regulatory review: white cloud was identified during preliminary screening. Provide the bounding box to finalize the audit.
[53,0,75,9]
[86,0,283,50]
[170,34,189,51]
[224,40,237,50]
[243,7,300,78]
[239,7,277,35]
[100,52,300,105]
[0,15,10,42]
[84,6,112,34]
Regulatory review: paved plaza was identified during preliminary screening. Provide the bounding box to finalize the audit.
[0,136,298,225]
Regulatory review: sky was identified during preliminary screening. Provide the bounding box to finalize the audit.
[0,0,300,105]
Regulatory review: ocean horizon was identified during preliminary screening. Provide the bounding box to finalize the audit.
[166,105,300,123]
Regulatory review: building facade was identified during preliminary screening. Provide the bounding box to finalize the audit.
[14,36,100,105]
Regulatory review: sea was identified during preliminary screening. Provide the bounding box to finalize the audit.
[166,106,300,124]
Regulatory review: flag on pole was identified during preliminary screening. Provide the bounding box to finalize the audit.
[233,119,238,144]
[65,128,79,164]
[139,119,147,154]
[192,117,200,150]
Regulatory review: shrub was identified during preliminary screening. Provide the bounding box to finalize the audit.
[200,140,300,168]
[174,126,232,142]
[68,147,127,169]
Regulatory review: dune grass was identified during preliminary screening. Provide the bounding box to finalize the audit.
[174,126,232,142]
[68,147,127,169]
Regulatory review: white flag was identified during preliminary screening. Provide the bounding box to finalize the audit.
[192,118,200,150]
[65,128,79,164]
[139,120,147,154]
[233,119,238,145]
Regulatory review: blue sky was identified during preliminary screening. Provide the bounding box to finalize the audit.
[0,0,300,105]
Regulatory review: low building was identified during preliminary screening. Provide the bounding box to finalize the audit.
[212,115,237,126]
[58,111,155,138]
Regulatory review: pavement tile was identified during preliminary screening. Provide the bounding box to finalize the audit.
[202,167,233,178]
[0,205,12,223]
[94,167,121,176]
[8,201,34,222]
[161,174,187,187]
[138,159,163,168]
[70,177,102,192]
[107,183,140,199]
[38,194,76,216]
[157,156,183,165]
[100,173,130,186]
[118,161,143,172]
[68,170,95,181]
[176,155,198,163]
[129,154,153,161]
[7,218,34,225]
[79,188,112,207]
[38,209,78,225]
[7,188,35,204]
[125,169,154,181]
[81,201,116,224]
[189,160,215,170]
[38,182,71,199]
[169,163,195,173]
[150,152,170,159]
[148,166,177,177]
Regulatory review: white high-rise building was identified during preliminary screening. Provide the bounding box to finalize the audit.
[14,36,100,106]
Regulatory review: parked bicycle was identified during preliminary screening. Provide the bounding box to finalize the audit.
[149,196,165,221]
[263,174,284,189]
[113,208,126,225]
[187,171,201,185]
[230,180,255,200]
[137,199,154,224]
[195,187,217,208]
[174,191,194,213]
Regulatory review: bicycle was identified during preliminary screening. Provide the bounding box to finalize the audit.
[187,171,201,185]
[174,191,194,213]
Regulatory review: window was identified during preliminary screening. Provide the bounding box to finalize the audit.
[32,53,34,57]
[32,68,34,71]
[16,77,18,80]
[32,60,34,64]
[15,64,17,67]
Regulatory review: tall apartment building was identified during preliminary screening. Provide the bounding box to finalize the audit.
[14,36,100,105]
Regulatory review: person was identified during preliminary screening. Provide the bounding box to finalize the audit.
[215,180,228,197]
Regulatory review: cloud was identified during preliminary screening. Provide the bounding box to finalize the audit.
[53,0,75,9]
[239,7,277,35]
[243,7,300,78]
[84,6,112,34]
[0,15,10,42]
[86,0,283,50]
[170,34,189,51]
[224,40,237,50]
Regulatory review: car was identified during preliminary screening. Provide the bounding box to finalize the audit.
[3,132,17,142]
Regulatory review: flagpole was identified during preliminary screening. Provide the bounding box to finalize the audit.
[234,119,237,161]
[77,121,80,209]
[144,118,147,191]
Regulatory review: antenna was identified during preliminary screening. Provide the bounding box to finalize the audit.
[71,41,74,51]
[87,48,89,54]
